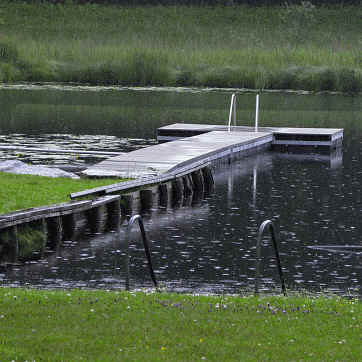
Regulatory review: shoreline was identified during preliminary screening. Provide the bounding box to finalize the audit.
[1,82,359,95]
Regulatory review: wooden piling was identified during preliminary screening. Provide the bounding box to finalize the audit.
[40,218,47,256]
[8,226,19,262]
[86,207,102,234]
[120,194,134,216]
[191,169,204,193]
[140,189,154,211]
[172,177,184,206]
[182,175,193,197]
[46,216,63,248]
[106,199,121,231]
[202,166,215,195]
[158,183,169,208]
[62,213,77,240]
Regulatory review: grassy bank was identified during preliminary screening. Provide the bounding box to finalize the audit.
[0,172,123,214]
[0,2,361,92]
[0,288,360,360]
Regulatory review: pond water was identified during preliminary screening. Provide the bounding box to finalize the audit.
[0,85,361,296]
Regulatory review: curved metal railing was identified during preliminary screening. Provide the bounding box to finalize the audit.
[255,220,286,296]
[124,214,158,291]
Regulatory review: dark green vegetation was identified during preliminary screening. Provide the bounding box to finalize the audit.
[0,172,123,214]
[0,288,360,360]
[0,2,360,92]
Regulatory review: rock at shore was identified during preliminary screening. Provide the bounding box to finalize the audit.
[0,160,80,179]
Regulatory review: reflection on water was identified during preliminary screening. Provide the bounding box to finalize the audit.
[1,86,361,139]
[0,87,361,295]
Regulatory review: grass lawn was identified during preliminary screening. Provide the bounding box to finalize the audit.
[0,288,360,361]
[0,172,123,214]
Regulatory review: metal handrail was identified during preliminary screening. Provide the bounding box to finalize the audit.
[124,214,158,290]
[255,220,286,296]
[255,94,259,133]
[228,93,236,132]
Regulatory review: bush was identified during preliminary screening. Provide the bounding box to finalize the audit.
[338,68,361,93]
[0,37,20,64]
[0,62,21,82]
[317,68,337,91]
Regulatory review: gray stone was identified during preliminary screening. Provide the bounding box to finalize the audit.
[0,160,79,179]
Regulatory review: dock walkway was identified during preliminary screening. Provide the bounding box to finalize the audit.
[83,124,343,179]
[83,130,273,178]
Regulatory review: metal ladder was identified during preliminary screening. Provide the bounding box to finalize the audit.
[255,220,287,296]
[124,214,158,291]
[227,93,260,133]
[123,215,286,296]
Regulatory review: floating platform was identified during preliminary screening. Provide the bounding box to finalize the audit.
[157,123,343,151]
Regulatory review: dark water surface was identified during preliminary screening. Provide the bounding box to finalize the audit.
[0,86,361,295]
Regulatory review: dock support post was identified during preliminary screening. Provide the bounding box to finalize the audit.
[46,216,63,248]
[202,166,214,194]
[86,207,102,234]
[140,189,154,211]
[107,199,121,232]
[120,194,133,217]
[172,178,184,206]
[191,170,204,193]
[182,175,193,197]
[8,226,19,262]
[40,218,47,256]
[158,183,169,208]
[62,214,77,240]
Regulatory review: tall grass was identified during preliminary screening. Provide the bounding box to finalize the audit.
[0,2,361,91]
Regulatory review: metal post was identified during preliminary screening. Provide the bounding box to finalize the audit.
[228,93,236,133]
[233,95,236,127]
[255,94,259,133]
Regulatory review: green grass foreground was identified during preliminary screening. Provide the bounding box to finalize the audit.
[0,172,123,214]
[0,2,361,92]
[0,288,360,361]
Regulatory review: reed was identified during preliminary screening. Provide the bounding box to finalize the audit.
[0,2,360,92]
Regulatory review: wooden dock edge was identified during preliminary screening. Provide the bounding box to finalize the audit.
[0,165,214,262]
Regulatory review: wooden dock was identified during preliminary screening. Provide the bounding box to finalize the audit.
[82,131,273,178]
[0,122,344,261]
[82,123,343,178]
[157,123,343,149]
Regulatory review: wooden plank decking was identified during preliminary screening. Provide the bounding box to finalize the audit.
[157,123,343,146]
[82,123,343,179]
[82,131,273,179]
